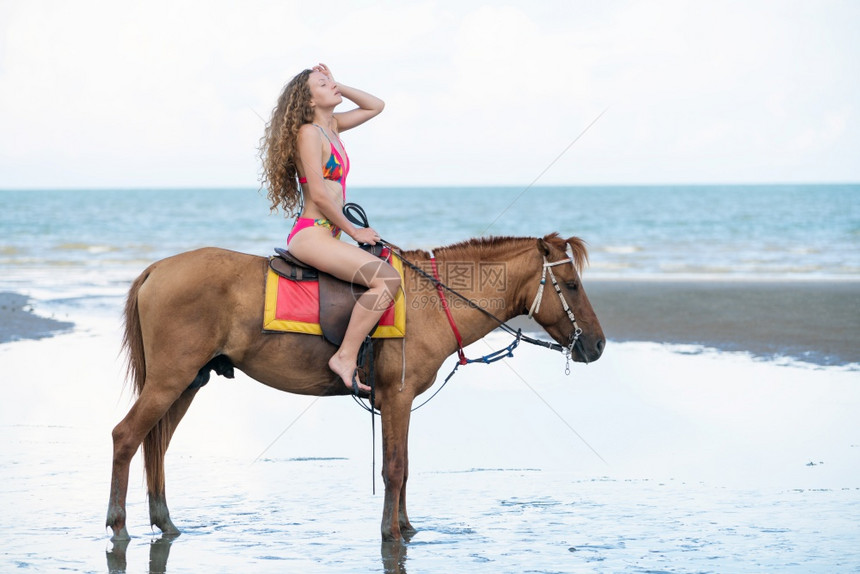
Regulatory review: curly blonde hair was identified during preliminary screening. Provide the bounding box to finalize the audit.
[259,69,314,216]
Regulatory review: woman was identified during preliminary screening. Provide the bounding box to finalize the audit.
[260,63,399,393]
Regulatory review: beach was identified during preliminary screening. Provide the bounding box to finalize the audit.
[0,292,74,344]
[1,185,858,572]
[1,277,859,573]
[2,0,858,565]
[580,279,860,366]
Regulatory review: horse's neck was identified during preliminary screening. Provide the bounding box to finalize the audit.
[427,240,540,347]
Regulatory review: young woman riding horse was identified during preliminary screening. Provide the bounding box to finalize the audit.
[105,65,606,543]
[259,63,398,393]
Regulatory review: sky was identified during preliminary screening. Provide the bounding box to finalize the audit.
[0,0,858,188]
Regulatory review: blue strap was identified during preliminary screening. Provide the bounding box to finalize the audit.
[410,330,523,412]
[465,331,521,365]
[312,123,334,145]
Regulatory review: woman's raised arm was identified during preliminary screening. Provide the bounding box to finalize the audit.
[314,64,384,132]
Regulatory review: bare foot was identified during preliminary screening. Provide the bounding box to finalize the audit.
[329,353,371,393]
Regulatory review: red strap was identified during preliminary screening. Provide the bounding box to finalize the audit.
[430,257,468,365]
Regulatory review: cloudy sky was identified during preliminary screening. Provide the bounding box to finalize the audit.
[1,0,857,188]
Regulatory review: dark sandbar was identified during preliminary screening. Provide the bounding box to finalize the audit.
[0,292,75,344]
[509,280,859,366]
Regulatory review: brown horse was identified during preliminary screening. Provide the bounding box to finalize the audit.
[105,233,605,542]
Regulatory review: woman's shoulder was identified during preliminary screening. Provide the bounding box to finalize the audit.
[297,123,321,138]
[297,123,325,150]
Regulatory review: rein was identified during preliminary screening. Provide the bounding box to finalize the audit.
[342,203,584,380]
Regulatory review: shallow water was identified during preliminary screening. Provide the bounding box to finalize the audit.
[2,321,859,573]
[3,423,858,574]
[5,434,860,573]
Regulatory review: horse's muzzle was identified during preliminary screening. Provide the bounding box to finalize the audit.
[576,336,605,364]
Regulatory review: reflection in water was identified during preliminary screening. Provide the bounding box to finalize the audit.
[107,534,411,573]
[106,534,176,574]
[105,538,128,573]
[381,539,408,574]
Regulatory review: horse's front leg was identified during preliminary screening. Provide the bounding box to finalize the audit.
[379,390,413,541]
[397,426,416,538]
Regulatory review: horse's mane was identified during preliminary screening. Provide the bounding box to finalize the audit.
[402,233,588,273]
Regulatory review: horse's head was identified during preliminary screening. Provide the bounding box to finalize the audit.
[526,234,605,363]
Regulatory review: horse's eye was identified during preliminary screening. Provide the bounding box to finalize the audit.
[565,281,579,291]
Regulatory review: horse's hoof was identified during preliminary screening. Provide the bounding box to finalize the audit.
[159,528,181,539]
[400,524,417,542]
[154,518,180,537]
[110,526,131,542]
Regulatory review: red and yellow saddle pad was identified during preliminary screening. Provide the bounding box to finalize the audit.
[263,255,405,338]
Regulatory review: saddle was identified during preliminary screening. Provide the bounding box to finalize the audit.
[269,245,390,346]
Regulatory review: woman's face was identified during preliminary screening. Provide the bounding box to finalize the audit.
[307,71,342,109]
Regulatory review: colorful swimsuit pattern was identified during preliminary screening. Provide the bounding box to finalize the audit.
[288,124,350,245]
[287,216,341,244]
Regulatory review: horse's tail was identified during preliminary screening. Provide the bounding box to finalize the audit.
[121,268,170,496]
[122,269,148,399]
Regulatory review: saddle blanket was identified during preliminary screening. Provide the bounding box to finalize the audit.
[263,253,406,338]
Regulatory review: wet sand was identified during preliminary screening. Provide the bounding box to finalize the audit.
[510,279,860,366]
[1,322,859,573]
[0,292,74,344]
[1,297,859,572]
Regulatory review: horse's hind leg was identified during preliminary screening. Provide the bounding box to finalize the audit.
[147,387,199,536]
[107,384,183,540]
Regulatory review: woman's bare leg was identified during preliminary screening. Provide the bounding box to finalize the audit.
[289,227,401,391]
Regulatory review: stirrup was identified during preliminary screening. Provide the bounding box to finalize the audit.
[351,368,362,396]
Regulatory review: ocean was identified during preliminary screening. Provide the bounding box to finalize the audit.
[1,184,858,293]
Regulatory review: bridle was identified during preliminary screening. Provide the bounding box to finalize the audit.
[527,244,585,374]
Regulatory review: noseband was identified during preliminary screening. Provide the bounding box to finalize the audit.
[527,245,584,373]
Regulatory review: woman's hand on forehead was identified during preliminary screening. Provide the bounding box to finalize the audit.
[313,63,334,81]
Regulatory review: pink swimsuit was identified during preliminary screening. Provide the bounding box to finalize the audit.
[287,124,350,245]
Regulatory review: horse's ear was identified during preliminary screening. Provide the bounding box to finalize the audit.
[536,237,550,256]
[564,236,589,273]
